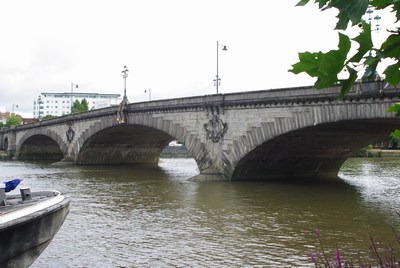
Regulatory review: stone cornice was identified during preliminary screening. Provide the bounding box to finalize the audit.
[4,81,399,133]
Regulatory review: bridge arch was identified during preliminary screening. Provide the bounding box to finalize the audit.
[2,132,16,157]
[73,114,211,170]
[2,136,8,151]
[75,124,175,164]
[225,101,400,180]
[16,130,66,161]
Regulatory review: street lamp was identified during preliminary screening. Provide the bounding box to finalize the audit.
[71,82,79,113]
[374,15,381,33]
[362,9,382,82]
[122,66,129,102]
[213,41,227,94]
[144,88,151,101]
[366,8,381,32]
[12,104,18,115]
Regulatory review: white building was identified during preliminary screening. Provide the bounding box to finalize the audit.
[33,92,121,119]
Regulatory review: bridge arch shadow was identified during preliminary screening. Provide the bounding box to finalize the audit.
[231,119,399,180]
[76,124,178,165]
[18,134,64,161]
[2,137,8,151]
[73,114,212,173]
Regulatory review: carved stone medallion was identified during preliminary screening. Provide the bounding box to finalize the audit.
[203,114,228,143]
[66,126,75,143]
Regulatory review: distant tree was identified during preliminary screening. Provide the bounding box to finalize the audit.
[5,115,22,127]
[42,114,57,120]
[72,100,82,113]
[290,0,400,98]
[390,129,400,146]
[0,122,3,128]
[81,98,89,111]
[72,98,89,113]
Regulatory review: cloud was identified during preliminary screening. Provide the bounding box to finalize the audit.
[3,0,392,118]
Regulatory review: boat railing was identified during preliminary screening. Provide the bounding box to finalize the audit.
[0,185,6,206]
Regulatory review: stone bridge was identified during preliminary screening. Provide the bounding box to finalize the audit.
[1,81,399,180]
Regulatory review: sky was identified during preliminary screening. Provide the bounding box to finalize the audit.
[0,0,396,117]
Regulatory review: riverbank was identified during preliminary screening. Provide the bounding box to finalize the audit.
[160,145,191,158]
[0,150,9,160]
[354,148,400,157]
[160,146,400,159]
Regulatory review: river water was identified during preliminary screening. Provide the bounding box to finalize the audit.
[1,157,399,267]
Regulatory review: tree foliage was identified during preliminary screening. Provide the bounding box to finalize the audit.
[72,98,89,113]
[42,114,57,120]
[290,0,400,98]
[5,115,22,127]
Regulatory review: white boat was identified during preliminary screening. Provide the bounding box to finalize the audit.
[0,185,70,268]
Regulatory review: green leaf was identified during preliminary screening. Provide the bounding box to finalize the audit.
[381,33,400,59]
[335,14,350,30]
[349,22,372,62]
[370,0,396,9]
[390,129,400,140]
[314,33,350,88]
[292,0,399,96]
[332,0,369,29]
[384,62,400,86]
[338,32,351,56]
[361,55,381,81]
[317,33,349,75]
[290,33,350,89]
[316,0,330,9]
[318,50,344,75]
[394,3,400,22]
[339,66,358,97]
[387,103,400,117]
[289,51,324,77]
[381,33,400,50]
[315,52,343,89]
[296,0,310,6]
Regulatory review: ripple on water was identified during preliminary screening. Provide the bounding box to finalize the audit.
[0,158,397,267]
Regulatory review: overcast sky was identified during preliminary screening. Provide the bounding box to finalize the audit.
[0,1,395,117]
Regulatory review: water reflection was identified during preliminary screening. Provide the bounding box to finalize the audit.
[0,158,398,267]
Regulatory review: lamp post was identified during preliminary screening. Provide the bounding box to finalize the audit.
[144,88,151,101]
[213,41,227,94]
[12,104,18,115]
[366,8,381,32]
[122,66,129,102]
[362,9,382,82]
[71,82,79,113]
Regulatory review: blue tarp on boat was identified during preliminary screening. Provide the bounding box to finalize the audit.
[4,179,21,192]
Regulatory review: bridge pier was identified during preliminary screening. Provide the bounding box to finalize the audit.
[0,127,16,159]
[189,167,227,181]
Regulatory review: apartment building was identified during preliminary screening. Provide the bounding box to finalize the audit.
[33,92,121,119]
